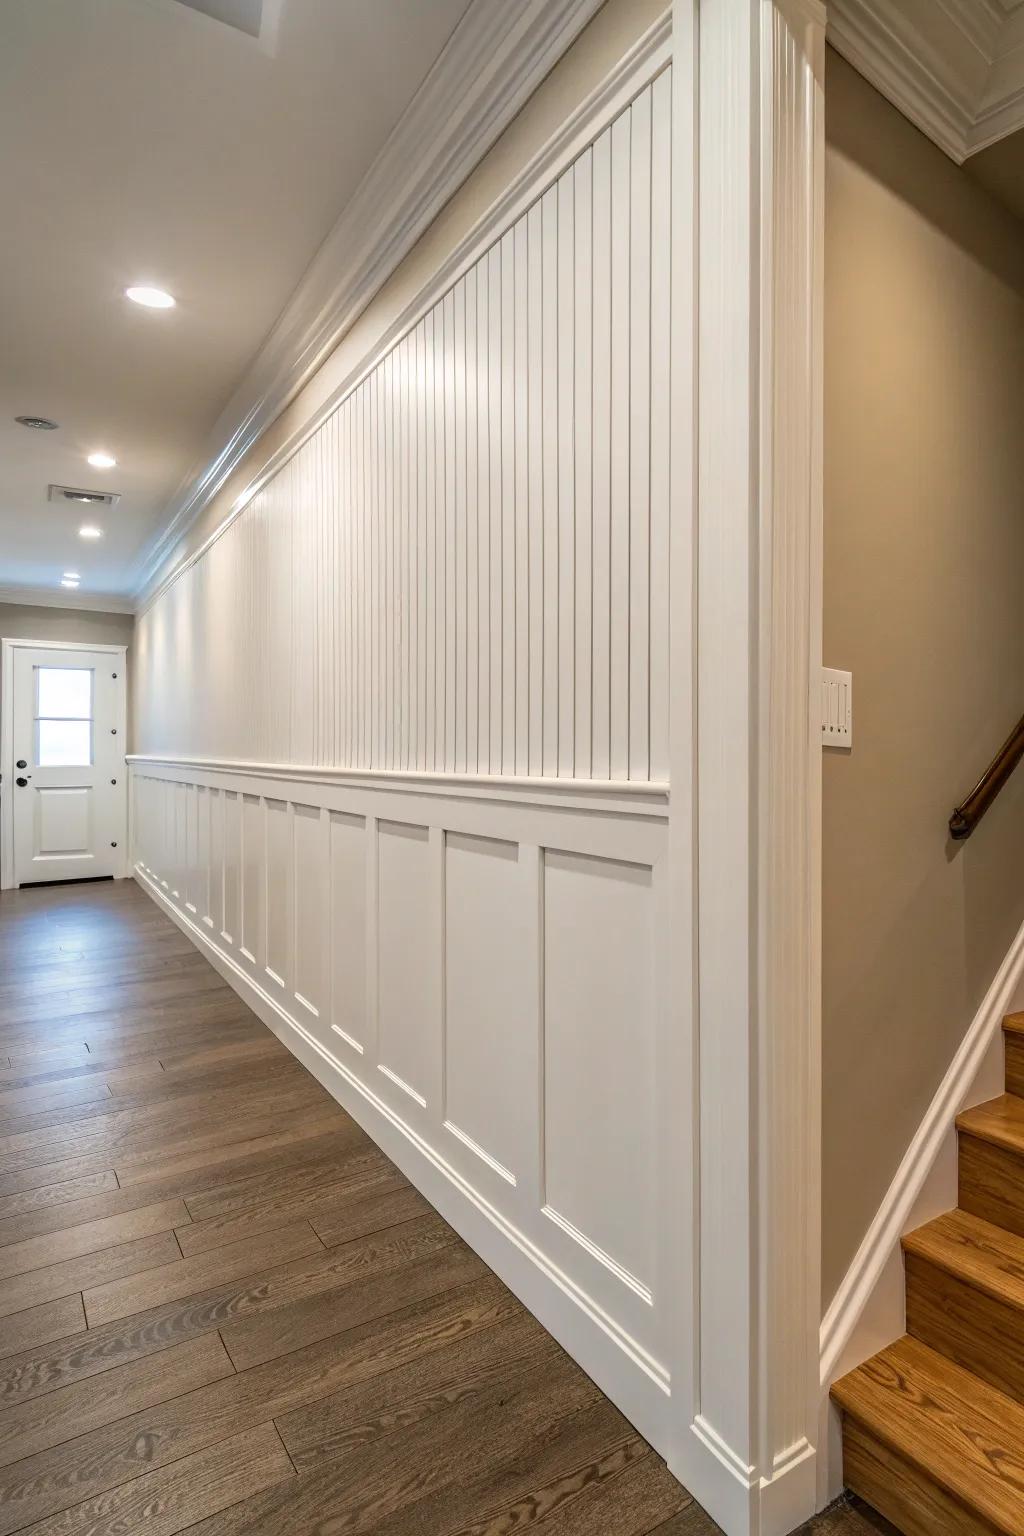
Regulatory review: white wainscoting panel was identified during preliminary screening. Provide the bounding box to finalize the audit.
[131,760,675,1452]
[133,69,672,788]
[129,33,689,1485]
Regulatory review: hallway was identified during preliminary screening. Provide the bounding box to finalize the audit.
[0,877,699,1533]
[0,878,887,1536]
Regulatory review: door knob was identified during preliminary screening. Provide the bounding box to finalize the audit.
[15,776,30,787]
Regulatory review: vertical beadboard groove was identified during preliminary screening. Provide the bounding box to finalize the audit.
[136,78,672,787]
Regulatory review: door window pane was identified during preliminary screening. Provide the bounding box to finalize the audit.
[38,720,92,767]
[37,668,92,719]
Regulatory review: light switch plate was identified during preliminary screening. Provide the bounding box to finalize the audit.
[821,668,852,747]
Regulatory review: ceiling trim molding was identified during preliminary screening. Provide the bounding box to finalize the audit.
[130,0,606,602]
[828,0,1024,163]
[0,585,135,616]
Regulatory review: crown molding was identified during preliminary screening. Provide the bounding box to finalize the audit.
[129,0,605,603]
[828,0,1024,163]
[0,585,135,615]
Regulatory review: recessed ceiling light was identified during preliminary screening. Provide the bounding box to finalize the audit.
[60,578,80,589]
[87,451,116,470]
[15,414,59,430]
[125,285,175,309]
[78,525,103,539]
[62,571,80,580]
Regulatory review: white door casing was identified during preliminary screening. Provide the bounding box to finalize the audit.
[1,641,128,888]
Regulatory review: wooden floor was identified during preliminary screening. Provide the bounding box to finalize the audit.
[0,877,889,1536]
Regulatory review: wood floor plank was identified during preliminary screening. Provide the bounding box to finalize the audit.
[115,1107,353,1189]
[0,1080,112,1124]
[0,1332,234,1468]
[0,1183,189,1249]
[0,880,756,1536]
[0,1198,189,1282]
[0,1170,119,1224]
[0,1295,85,1365]
[175,1169,424,1257]
[17,1422,294,1536]
[187,1351,617,1536]
[0,1279,521,1533]
[181,1138,390,1222]
[0,1230,181,1318]
[83,1220,324,1327]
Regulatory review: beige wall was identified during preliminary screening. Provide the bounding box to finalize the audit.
[0,602,135,744]
[0,602,133,652]
[823,52,1024,1304]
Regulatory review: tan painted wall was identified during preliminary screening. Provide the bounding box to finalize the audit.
[0,603,133,652]
[822,51,1024,1305]
[0,602,135,745]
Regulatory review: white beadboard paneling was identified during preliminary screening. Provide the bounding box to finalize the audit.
[135,78,672,789]
[125,29,695,1510]
[130,758,672,1457]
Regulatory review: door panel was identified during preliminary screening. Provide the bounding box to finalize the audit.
[10,646,126,885]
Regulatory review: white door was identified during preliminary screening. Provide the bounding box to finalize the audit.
[10,646,126,885]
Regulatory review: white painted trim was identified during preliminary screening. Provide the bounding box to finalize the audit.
[827,0,1024,163]
[133,861,674,1447]
[135,13,673,619]
[129,0,608,601]
[675,0,825,1530]
[1,639,129,890]
[0,585,135,616]
[124,754,669,816]
[816,910,1024,1501]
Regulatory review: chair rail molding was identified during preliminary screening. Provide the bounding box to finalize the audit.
[827,0,1024,162]
[673,0,825,1532]
[129,0,606,602]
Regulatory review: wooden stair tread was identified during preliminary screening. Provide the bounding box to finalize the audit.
[903,1208,1024,1308]
[956,1094,1024,1153]
[1002,1013,1024,1037]
[832,1335,1024,1534]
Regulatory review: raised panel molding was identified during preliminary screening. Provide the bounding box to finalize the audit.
[130,756,675,1457]
[828,0,1024,161]
[129,0,608,601]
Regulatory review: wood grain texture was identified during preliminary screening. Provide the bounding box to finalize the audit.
[832,1335,1024,1533]
[959,1125,1024,1239]
[0,879,703,1536]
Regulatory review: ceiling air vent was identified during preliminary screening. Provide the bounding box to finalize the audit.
[48,484,121,509]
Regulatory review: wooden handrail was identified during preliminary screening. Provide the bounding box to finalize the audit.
[949,711,1024,840]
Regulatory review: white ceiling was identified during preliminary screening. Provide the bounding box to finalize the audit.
[0,0,471,605]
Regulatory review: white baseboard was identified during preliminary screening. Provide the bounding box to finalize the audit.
[816,911,1024,1504]
[134,863,673,1457]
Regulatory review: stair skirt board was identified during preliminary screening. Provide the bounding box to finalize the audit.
[818,917,1024,1506]
[831,1028,1024,1535]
